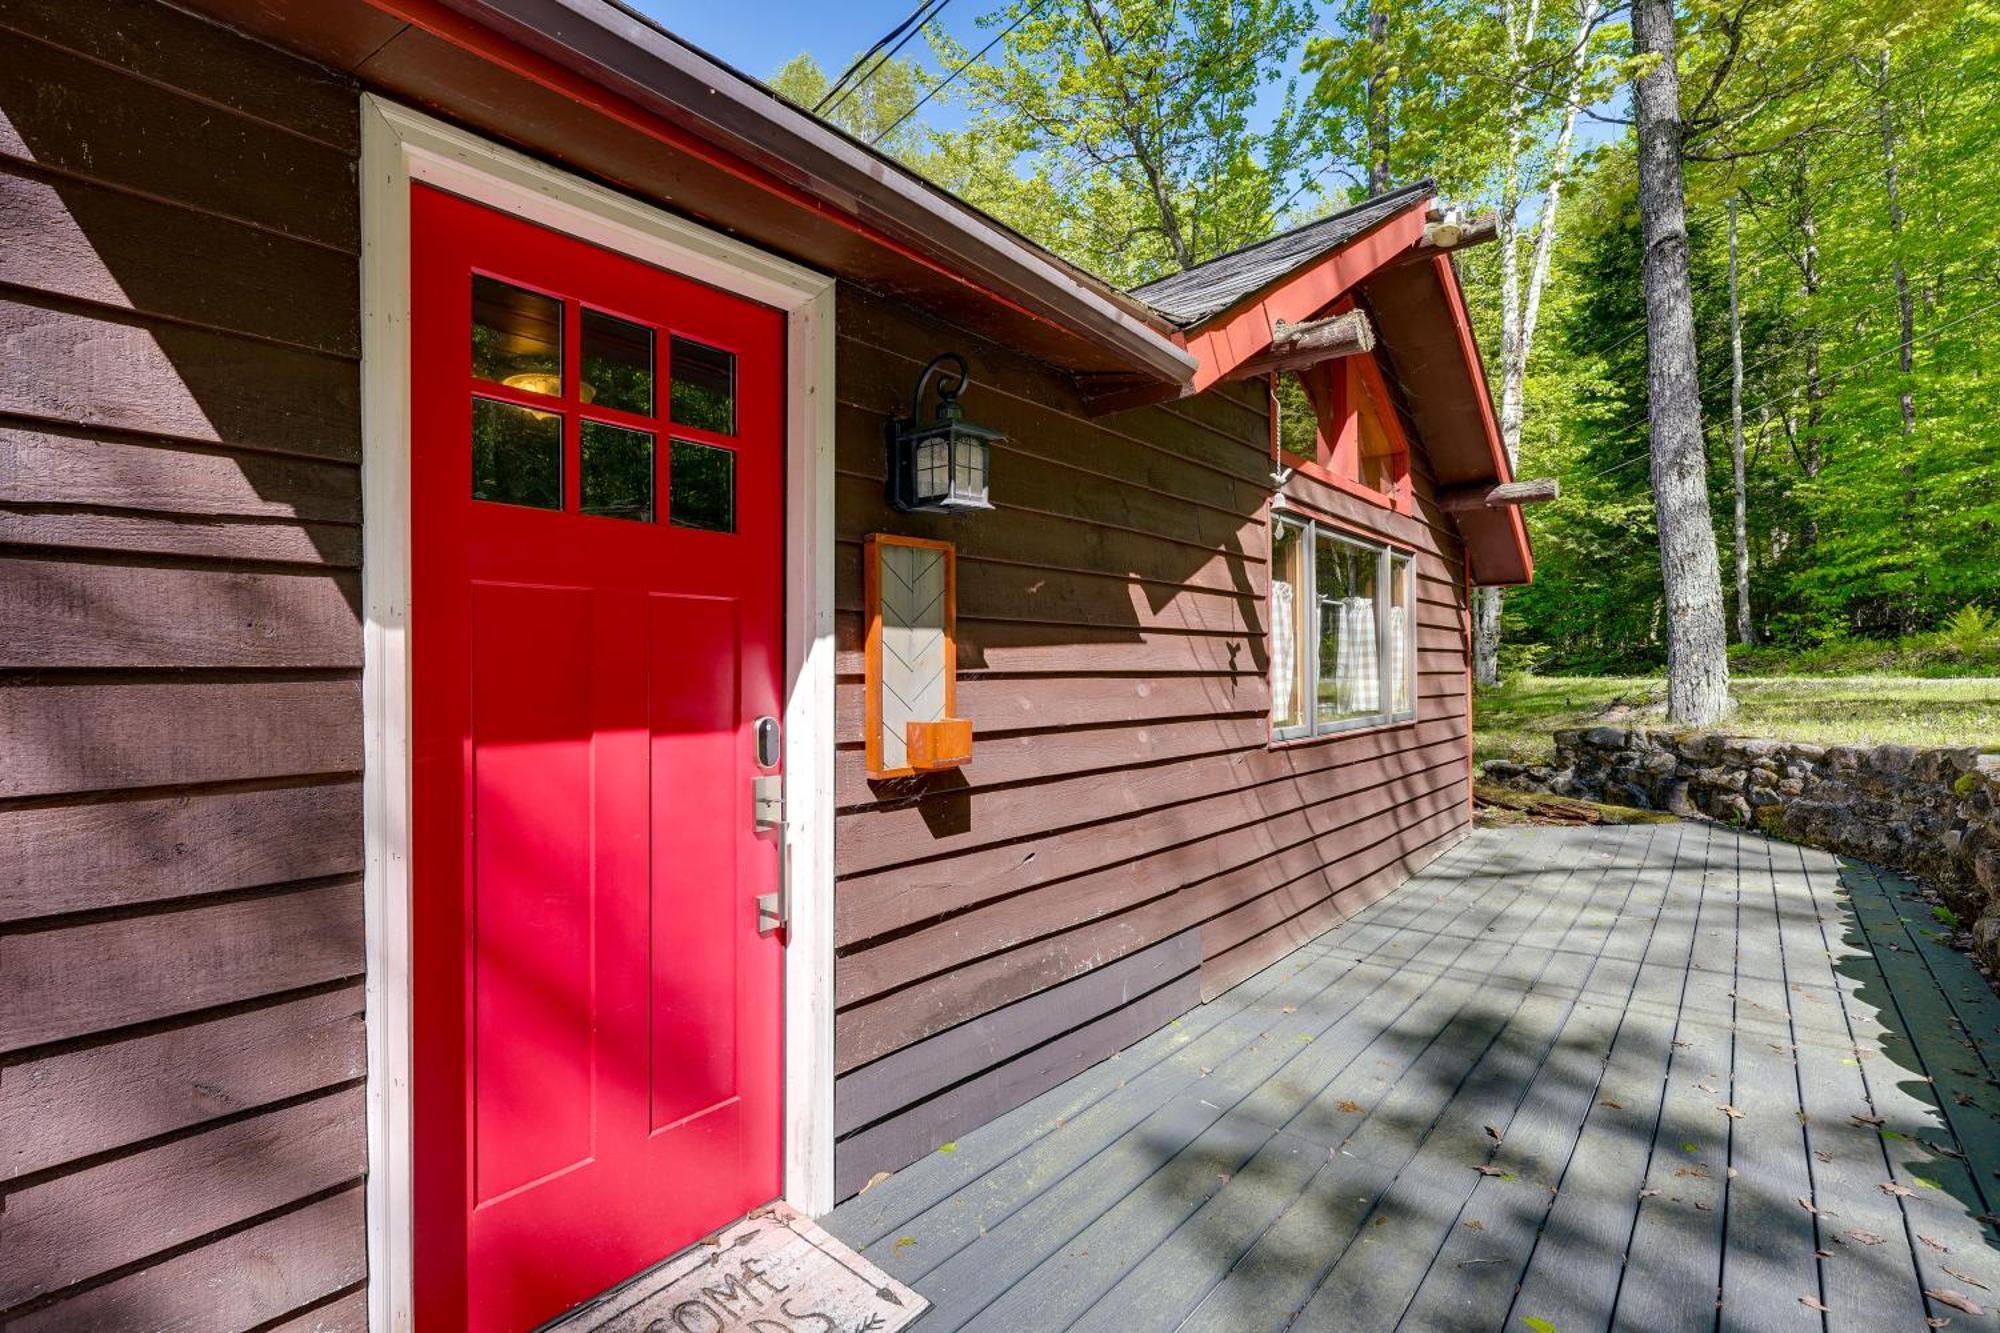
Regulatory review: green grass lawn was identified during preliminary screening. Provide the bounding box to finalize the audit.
[1474,675,2000,763]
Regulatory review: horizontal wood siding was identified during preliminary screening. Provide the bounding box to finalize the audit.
[0,1,366,1327]
[831,292,1473,1192]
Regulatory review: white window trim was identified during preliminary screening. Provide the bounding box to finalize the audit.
[1270,513,1418,742]
[359,95,837,1333]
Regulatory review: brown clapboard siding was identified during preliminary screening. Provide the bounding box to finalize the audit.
[0,1,366,1326]
[830,284,1476,1192]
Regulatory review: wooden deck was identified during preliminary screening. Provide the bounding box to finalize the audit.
[827,821,2000,1331]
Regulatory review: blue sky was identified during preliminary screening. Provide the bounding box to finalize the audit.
[630,1,1627,201]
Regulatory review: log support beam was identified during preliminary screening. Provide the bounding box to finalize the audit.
[1226,310,1376,381]
[1438,477,1561,513]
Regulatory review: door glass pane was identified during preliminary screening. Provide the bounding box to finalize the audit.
[1388,551,1414,714]
[1316,532,1380,725]
[581,309,654,415]
[472,275,562,397]
[1270,521,1308,731]
[670,337,736,435]
[472,397,562,510]
[669,439,735,533]
[581,420,654,521]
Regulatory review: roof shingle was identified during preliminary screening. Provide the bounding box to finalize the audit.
[1128,181,1434,328]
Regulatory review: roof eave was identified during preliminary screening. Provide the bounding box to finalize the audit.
[436,0,1197,386]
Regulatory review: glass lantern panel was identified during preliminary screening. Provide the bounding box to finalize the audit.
[950,433,988,503]
[914,436,951,501]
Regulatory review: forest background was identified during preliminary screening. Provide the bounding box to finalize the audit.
[738,0,2000,688]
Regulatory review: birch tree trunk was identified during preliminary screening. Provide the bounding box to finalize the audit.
[1632,0,1730,725]
[1473,0,1603,688]
[1728,197,1754,644]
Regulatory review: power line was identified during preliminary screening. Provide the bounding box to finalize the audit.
[824,0,956,119]
[816,0,949,115]
[871,0,1053,145]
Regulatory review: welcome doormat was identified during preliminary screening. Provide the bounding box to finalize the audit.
[547,1202,928,1333]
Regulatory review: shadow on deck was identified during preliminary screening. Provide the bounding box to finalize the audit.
[826,822,2000,1332]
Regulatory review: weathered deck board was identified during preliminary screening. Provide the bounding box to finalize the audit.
[827,822,2000,1331]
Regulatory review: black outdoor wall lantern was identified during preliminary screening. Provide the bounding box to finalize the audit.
[888,352,999,513]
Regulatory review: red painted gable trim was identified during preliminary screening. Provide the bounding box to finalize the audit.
[1430,253,1533,582]
[1179,204,1430,394]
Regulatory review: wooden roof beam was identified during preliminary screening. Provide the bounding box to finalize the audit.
[1225,310,1376,381]
[1438,477,1561,512]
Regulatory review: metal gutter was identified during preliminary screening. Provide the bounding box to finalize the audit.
[437,0,1199,386]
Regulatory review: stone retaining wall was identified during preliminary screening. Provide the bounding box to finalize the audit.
[1484,728,2000,943]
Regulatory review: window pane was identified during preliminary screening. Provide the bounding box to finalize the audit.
[1315,531,1380,725]
[1270,521,1308,730]
[581,309,654,415]
[472,276,562,396]
[1388,551,1414,714]
[581,420,654,521]
[669,439,734,532]
[472,397,562,510]
[1274,371,1318,460]
[670,337,736,434]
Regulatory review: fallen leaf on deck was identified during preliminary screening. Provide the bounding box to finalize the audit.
[1199,1067,1213,1078]
[1640,1188,1661,1199]
[1814,1151,1832,1163]
[1486,1125,1504,1142]
[1925,1318,1951,1329]
[1473,1164,1514,1178]
[1882,1181,1917,1197]
[1851,1113,1886,1127]
[1719,1104,1745,1119]
[1955,1091,1976,1106]
[1842,1229,1885,1245]
[1944,1267,1991,1291]
[1815,1249,1832,1259]
[1338,1100,1364,1113]
[860,1171,893,1194]
[1797,1196,1824,1215]
[1919,1234,1950,1253]
[894,1236,917,1250]
[1281,1006,1297,1014]
[1600,1099,1624,1110]
[938,1142,957,1154]
[1694,1200,1713,1211]
[1519,1317,1556,1333]
[1463,1219,1485,1231]
[1927,1290,1984,1315]
[1800,1296,1831,1312]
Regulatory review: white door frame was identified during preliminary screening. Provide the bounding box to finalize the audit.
[357,95,837,1333]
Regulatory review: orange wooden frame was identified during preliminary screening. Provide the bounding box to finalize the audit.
[863,533,962,779]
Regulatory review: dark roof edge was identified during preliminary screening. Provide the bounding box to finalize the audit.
[436,0,1196,385]
[1134,180,1434,299]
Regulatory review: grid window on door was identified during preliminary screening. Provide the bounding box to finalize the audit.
[1269,514,1417,740]
[468,274,739,529]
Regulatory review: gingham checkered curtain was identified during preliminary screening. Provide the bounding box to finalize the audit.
[1387,603,1409,712]
[1271,577,1297,725]
[1333,595,1378,713]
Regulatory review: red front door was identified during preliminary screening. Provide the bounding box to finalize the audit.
[409,184,786,1332]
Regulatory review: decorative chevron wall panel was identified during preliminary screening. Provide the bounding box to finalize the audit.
[865,535,957,777]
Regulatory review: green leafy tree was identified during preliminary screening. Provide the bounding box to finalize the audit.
[926,0,1321,284]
